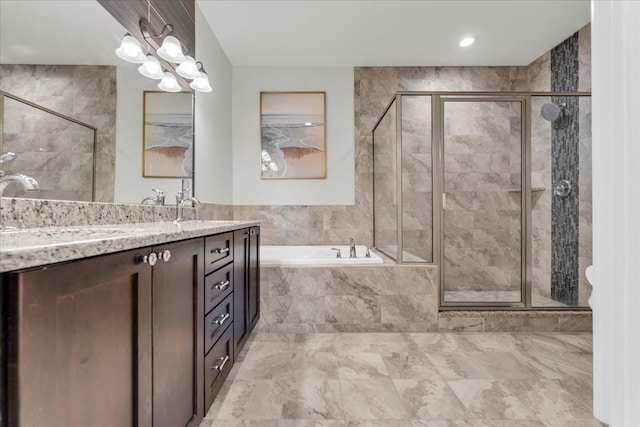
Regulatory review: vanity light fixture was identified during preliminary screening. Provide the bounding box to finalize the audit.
[459,37,475,47]
[115,33,146,63]
[176,56,201,80]
[115,11,212,93]
[189,62,213,93]
[138,54,164,79]
[158,71,182,92]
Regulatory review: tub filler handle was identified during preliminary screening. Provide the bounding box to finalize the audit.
[365,248,371,258]
[330,247,342,258]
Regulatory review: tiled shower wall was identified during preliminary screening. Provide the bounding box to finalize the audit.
[0,65,116,202]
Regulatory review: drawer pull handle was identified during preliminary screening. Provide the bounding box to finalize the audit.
[212,355,230,372]
[138,252,157,266]
[213,280,230,291]
[211,247,230,254]
[213,313,230,326]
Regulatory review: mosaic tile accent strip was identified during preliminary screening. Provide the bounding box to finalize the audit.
[551,32,580,305]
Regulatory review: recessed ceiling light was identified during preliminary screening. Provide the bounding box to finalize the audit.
[459,37,475,47]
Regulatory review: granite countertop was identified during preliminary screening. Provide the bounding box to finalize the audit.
[0,220,260,273]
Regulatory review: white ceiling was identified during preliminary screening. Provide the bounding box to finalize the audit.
[0,1,590,68]
[197,0,591,67]
[0,1,126,65]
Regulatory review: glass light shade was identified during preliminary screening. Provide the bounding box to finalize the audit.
[138,55,164,79]
[115,34,145,63]
[190,71,212,93]
[157,36,186,63]
[176,56,200,79]
[158,71,182,92]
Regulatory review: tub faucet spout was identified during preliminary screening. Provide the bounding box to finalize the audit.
[330,247,342,258]
[349,237,357,258]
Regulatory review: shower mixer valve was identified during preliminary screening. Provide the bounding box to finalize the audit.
[553,180,572,197]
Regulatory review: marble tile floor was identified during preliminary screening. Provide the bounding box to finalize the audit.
[200,331,604,427]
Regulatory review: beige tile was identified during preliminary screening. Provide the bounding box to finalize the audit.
[428,351,539,380]
[289,351,340,379]
[338,352,390,379]
[447,379,537,420]
[282,379,343,420]
[215,379,288,420]
[340,379,409,420]
[382,352,441,380]
[393,379,467,419]
[234,351,294,380]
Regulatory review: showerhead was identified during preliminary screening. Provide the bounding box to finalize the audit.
[541,102,564,122]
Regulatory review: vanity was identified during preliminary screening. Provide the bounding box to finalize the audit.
[0,220,260,427]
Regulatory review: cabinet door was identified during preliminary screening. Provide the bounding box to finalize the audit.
[248,227,260,331]
[6,249,153,427]
[152,238,204,427]
[233,228,249,355]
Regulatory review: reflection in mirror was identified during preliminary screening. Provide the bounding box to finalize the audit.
[0,91,97,201]
[0,0,193,205]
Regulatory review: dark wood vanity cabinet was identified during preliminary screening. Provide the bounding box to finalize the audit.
[233,227,260,355]
[4,248,154,427]
[151,239,204,427]
[1,226,259,426]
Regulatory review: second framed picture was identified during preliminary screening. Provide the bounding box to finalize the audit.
[260,91,326,179]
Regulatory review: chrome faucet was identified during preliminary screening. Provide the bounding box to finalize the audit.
[0,152,41,197]
[141,188,165,205]
[330,247,342,258]
[349,237,357,258]
[174,185,200,223]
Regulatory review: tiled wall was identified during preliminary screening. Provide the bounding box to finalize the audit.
[0,65,117,202]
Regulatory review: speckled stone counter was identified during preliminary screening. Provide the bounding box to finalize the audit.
[0,220,260,273]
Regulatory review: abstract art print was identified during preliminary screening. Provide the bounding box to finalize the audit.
[143,91,193,178]
[260,92,326,179]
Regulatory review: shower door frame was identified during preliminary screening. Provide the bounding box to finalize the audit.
[373,91,592,311]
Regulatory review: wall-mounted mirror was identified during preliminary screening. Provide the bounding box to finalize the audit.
[0,0,194,205]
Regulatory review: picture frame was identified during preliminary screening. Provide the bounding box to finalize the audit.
[142,91,194,178]
[260,91,326,179]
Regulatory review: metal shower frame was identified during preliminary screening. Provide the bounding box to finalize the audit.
[372,91,592,311]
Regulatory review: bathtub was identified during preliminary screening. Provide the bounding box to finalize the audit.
[261,245,383,266]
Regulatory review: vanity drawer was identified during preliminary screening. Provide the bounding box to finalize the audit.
[205,233,233,274]
[205,263,233,315]
[204,324,234,410]
[205,293,233,355]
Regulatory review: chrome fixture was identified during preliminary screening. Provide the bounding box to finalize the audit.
[138,249,171,266]
[553,179,573,198]
[113,2,212,93]
[175,184,200,223]
[0,152,41,197]
[330,247,342,258]
[349,237,357,258]
[140,188,165,205]
[365,248,371,258]
[0,173,41,195]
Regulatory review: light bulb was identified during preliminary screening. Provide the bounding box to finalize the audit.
[189,71,212,93]
[138,54,164,79]
[157,36,185,63]
[158,71,182,92]
[115,33,145,63]
[176,56,201,79]
[459,37,475,47]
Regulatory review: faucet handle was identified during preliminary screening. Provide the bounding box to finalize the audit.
[151,188,165,196]
[0,152,17,164]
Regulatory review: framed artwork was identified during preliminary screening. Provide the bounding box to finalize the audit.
[260,91,326,179]
[142,91,193,178]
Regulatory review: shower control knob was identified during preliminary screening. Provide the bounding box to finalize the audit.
[553,180,572,198]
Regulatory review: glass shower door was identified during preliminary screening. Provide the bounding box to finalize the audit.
[441,98,524,305]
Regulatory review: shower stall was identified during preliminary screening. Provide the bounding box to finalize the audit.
[372,92,592,309]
